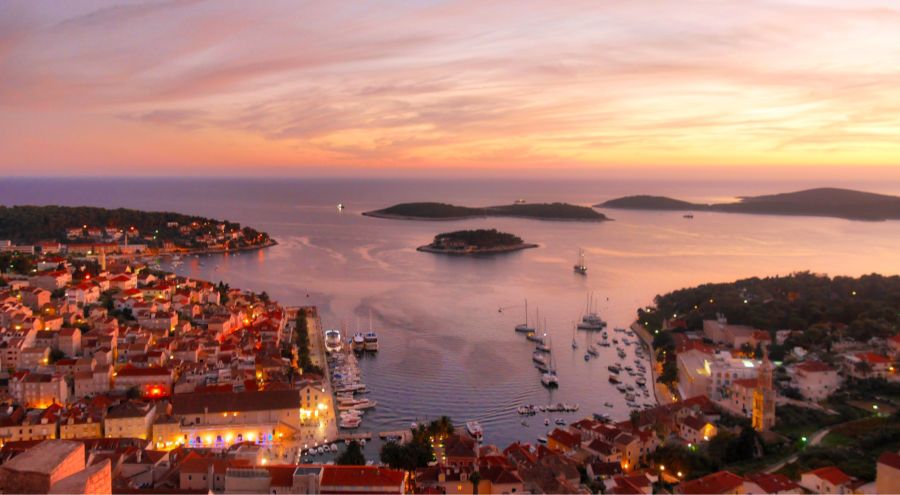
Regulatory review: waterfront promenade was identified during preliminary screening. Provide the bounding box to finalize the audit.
[631,321,673,406]
[305,307,337,443]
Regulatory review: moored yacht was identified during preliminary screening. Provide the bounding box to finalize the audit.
[324,329,342,353]
[351,333,365,352]
[573,248,587,274]
[515,299,536,333]
[541,370,559,388]
[364,332,378,351]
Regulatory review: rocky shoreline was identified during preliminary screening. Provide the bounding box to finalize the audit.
[416,243,538,255]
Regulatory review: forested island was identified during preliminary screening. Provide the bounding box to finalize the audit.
[0,205,274,252]
[417,229,537,254]
[597,188,900,221]
[364,202,608,221]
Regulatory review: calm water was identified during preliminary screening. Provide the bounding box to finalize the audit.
[3,177,900,449]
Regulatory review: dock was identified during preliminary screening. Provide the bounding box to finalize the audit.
[337,432,373,441]
[379,430,413,443]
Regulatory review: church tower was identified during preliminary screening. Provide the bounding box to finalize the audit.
[752,347,776,431]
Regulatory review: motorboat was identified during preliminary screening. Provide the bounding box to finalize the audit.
[351,333,365,352]
[541,371,559,388]
[364,332,378,352]
[608,365,620,373]
[608,375,620,384]
[324,329,343,353]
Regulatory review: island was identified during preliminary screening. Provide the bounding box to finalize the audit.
[364,201,608,221]
[417,229,537,254]
[596,187,900,221]
[0,205,275,254]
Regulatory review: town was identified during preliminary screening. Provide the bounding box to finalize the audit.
[2,229,900,494]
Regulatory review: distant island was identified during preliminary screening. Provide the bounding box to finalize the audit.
[0,205,275,254]
[597,188,900,221]
[364,202,608,221]
[417,229,537,255]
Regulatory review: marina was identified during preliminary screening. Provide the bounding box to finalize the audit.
[102,177,900,449]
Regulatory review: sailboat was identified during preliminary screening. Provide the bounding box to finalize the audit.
[571,323,578,349]
[573,248,587,274]
[577,292,607,331]
[515,299,536,333]
[541,343,559,388]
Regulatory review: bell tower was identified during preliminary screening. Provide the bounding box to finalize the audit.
[752,347,776,431]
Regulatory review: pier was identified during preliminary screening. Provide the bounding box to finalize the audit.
[379,430,413,443]
[337,432,373,441]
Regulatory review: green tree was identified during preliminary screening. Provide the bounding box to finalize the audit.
[336,441,366,465]
[469,471,481,495]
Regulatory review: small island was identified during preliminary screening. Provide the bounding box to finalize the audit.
[364,202,608,222]
[417,229,537,255]
[597,187,900,221]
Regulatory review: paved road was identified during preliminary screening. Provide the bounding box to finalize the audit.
[763,425,833,473]
[631,322,673,406]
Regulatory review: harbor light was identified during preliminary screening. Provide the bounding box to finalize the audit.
[801,436,807,443]
[677,471,683,478]
[873,404,879,410]
[660,465,665,471]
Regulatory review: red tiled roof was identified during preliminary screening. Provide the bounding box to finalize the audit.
[678,470,744,494]
[319,465,405,489]
[879,452,900,471]
[796,361,834,373]
[746,473,800,494]
[809,466,851,485]
[265,465,298,487]
[856,352,891,364]
[548,428,581,449]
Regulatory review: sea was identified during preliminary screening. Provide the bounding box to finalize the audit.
[2,177,900,452]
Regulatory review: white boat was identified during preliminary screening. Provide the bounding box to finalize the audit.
[324,329,343,353]
[515,299,536,333]
[351,333,365,352]
[541,371,559,387]
[541,351,559,388]
[466,421,484,440]
[337,203,345,210]
[573,248,587,274]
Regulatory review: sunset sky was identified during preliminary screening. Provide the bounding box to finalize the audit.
[1,0,900,178]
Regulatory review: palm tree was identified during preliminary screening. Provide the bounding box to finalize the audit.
[469,471,481,495]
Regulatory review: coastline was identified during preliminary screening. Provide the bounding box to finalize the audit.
[363,211,609,222]
[416,243,538,255]
[187,238,279,255]
[362,211,486,221]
